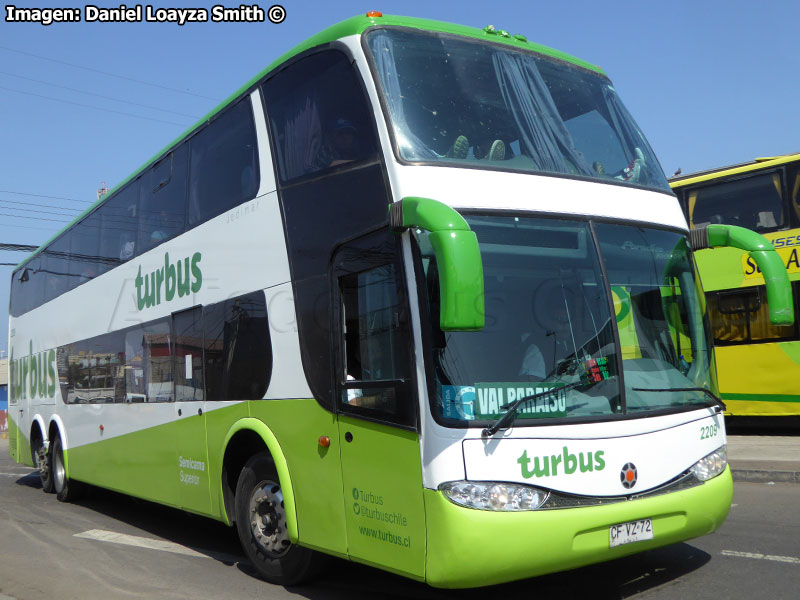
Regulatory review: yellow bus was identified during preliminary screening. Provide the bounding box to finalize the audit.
[671,153,800,416]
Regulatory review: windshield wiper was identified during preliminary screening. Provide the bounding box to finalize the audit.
[631,387,726,411]
[482,379,591,438]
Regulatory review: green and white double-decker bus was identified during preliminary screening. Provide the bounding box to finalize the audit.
[7,12,789,588]
[671,154,800,417]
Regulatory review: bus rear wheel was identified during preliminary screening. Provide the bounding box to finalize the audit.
[34,440,55,494]
[52,436,85,502]
[234,454,322,585]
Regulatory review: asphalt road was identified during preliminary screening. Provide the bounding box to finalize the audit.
[1,437,798,600]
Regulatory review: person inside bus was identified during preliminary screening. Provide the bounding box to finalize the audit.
[321,117,363,167]
[519,285,577,381]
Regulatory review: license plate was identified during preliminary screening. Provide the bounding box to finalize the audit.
[609,518,653,547]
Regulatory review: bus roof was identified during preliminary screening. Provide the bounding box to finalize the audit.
[669,152,800,188]
[14,13,605,272]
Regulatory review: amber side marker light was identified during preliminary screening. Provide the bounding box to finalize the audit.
[366,11,383,17]
[318,436,331,448]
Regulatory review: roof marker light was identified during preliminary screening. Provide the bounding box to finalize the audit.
[366,11,383,17]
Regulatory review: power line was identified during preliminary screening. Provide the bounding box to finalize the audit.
[0,70,202,119]
[0,243,38,252]
[0,44,220,101]
[0,204,81,219]
[0,199,83,214]
[0,211,71,223]
[0,190,93,203]
[1,85,191,127]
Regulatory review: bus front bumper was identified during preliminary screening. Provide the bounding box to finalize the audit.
[423,467,733,588]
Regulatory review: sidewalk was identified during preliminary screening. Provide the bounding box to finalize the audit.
[728,435,800,484]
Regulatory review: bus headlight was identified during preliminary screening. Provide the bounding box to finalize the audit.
[440,481,549,511]
[691,445,727,481]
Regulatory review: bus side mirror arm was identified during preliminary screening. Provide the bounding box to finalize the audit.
[389,197,485,331]
[690,224,794,325]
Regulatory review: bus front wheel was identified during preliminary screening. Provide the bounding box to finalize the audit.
[234,453,322,585]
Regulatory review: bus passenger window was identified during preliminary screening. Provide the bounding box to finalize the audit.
[124,320,173,403]
[173,307,204,402]
[43,235,71,303]
[139,146,188,253]
[71,212,103,282]
[59,330,125,404]
[188,99,259,226]
[203,291,271,401]
[99,180,139,264]
[262,50,377,183]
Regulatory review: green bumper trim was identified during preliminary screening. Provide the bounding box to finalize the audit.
[698,224,794,325]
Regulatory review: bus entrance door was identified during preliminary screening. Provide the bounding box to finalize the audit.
[333,236,426,579]
[337,415,426,579]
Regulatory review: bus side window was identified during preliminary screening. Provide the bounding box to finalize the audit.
[333,232,416,428]
[99,179,140,264]
[71,211,103,283]
[203,291,271,401]
[42,235,71,303]
[139,146,188,253]
[262,49,378,183]
[173,306,204,402]
[188,99,259,227]
[123,320,173,403]
[59,330,125,404]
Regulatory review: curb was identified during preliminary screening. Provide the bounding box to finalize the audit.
[731,468,800,484]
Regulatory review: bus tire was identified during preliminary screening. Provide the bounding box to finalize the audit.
[52,436,85,503]
[234,453,322,586]
[34,439,55,494]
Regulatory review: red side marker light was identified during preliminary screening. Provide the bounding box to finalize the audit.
[366,11,383,17]
[318,436,331,448]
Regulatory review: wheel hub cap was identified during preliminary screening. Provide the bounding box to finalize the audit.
[248,481,290,556]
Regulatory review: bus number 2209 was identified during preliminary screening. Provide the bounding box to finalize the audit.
[700,424,719,440]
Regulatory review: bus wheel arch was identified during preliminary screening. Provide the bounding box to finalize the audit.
[221,420,323,585]
[220,419,298,541]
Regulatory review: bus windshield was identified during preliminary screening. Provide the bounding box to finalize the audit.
[366,28,670,192]
[418,216,714,425]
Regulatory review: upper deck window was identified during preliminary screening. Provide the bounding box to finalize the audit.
[686,172,784,233]
[263,50,378,184]
[365,28,670,192]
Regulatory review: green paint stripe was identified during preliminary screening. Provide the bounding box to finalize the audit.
[13,14,604,272]
[721,393,800,403]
